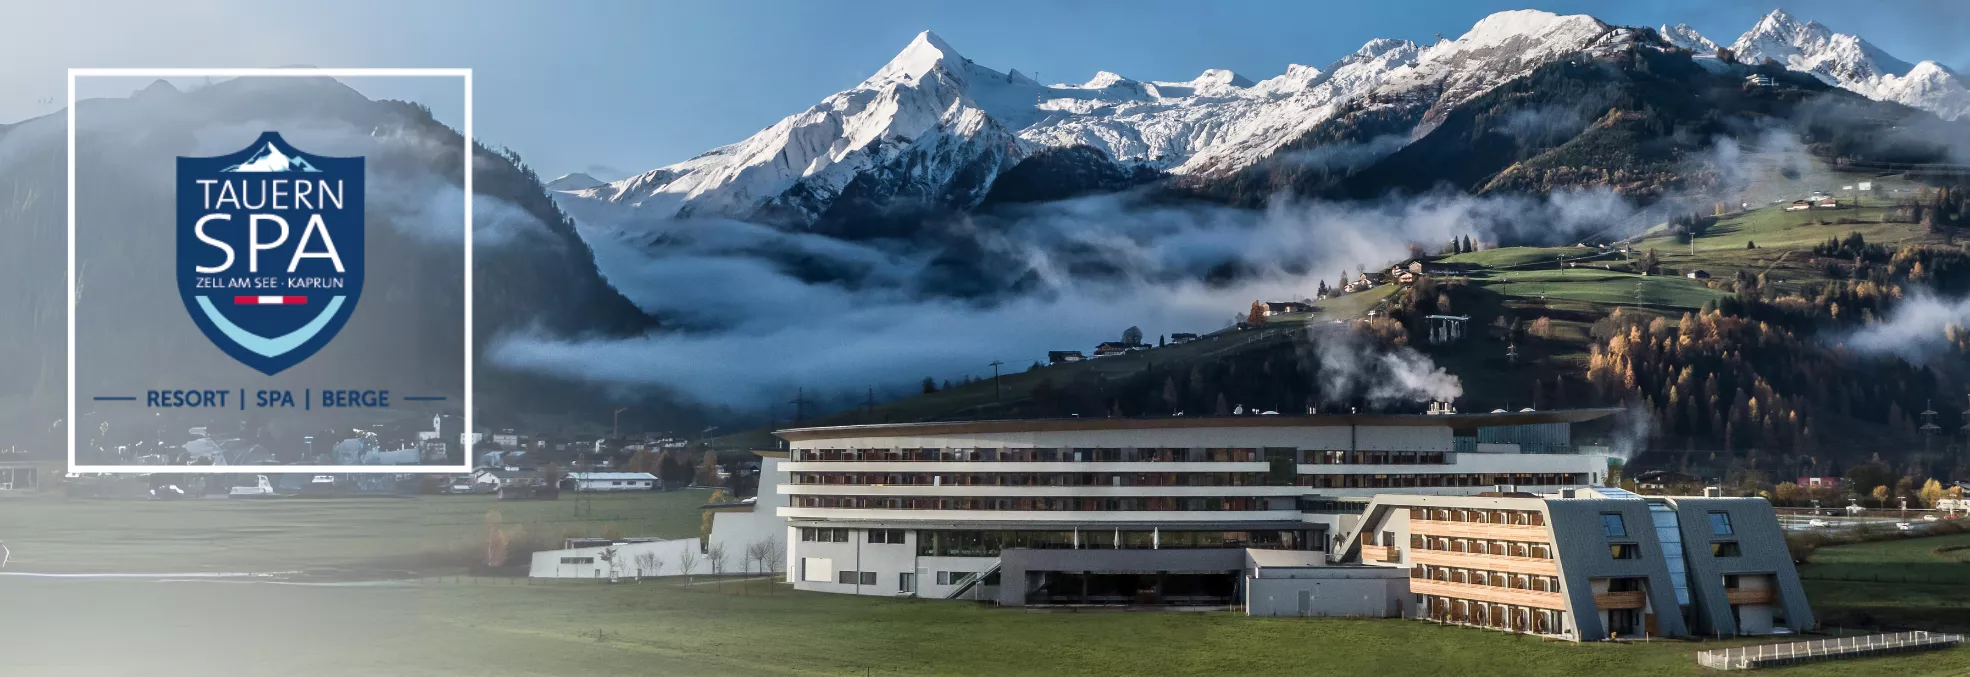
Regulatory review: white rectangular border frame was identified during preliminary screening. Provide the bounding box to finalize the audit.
[68,67,474,474]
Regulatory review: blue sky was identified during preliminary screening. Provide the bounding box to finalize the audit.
[9,0,1969,180]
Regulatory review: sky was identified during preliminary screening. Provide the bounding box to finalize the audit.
[8,0,1970,182]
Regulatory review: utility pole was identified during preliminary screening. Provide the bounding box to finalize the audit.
[612,406,629,439]
[1920,400,1940,455]
[790,388,807,424]
[989,360,1004,404]
[864,386,876,420]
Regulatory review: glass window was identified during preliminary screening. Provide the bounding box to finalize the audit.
[1708,511,1734,536]
[1711,541,1741,557]
[1609,543,1639,559]
[1601,513,1627,538]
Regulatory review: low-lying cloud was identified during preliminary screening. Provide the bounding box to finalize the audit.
[1842,291,1970,364]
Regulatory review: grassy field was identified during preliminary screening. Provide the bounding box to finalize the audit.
[1470,268,1731,310]
[1798,531,1970,632]
[4,575,1966,677]
[0,490,712,573]
[6,494,1970,675]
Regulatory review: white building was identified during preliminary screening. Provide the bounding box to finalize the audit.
[773,410,1618,603]
[531,466,790,580]
[569,472,659,491]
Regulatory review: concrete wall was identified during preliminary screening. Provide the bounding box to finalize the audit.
[529,457,791,580]
[1246,568,1411,617]
[1545,499,1689,639]
[1666,497,1814,636]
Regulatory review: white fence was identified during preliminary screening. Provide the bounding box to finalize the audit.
[1696,631,1964,670]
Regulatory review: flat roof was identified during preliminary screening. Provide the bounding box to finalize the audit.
[774,408,1620,442]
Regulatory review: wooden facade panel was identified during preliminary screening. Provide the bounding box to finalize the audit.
[1725,588,1775,605]
[1411,549,1558,575]
[1594,591,1647,609]
[1409,519,1551,541]
[1410,578,1566,610]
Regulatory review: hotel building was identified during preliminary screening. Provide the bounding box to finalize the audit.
[774,410,1618,604]
[1336,487,1813,639]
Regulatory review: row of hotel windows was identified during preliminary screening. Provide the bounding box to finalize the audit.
[1408,536,1554,560]
[1299,473,1586,489]
[789,472,1276,487]
[797,448,1271,463]
[794,448,1449,465]
[1412,507,1548,526]
[792,495,1291,512]
[1600,511,1740,557]
[1425,598,1566,635]
[1414,564,1563,593]
[916,529,1322,556]
[796,527,1324,555]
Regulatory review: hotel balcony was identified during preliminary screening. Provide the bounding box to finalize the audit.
[1408,519,1550,541]
[1725,588,1776,605]
[1409,549,1559,576]
[1594,591,1647,609]
[1409,577,1566,610]
[1361,544,1402,563]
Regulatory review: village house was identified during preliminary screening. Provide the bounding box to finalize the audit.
[1170,333,1199,344]
[1260,301,1312,316]
[1092,341,1130,357]
[1785,200,1812,211]
[568,472,659,492]
[1047,350,1085,365]
[1686,269,1711,279]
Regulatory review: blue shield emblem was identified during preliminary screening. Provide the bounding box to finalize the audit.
[177,132,364,375]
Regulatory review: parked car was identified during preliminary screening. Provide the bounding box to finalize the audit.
[1807,519,1830,528]
[1896,522,1913,531]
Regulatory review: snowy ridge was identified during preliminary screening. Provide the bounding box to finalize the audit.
[545,172,606,192]
[1722,9,1970,120]
[1659,24,1717,54]
[575,9,1970,227]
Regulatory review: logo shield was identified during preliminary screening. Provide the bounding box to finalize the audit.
[177,132,364,375]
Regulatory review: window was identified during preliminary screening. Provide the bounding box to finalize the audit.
[1609,543,1640,560]
[1708,511,1734,536]
[862,571,877,585]
[1711,541,1742,557]
[899,572,915,592]
[835,570,876,585]
[936,571,976,586]
[868,529,907,544]
[559,557,595,564]
[801,527,849,543]
[1601,513,1627,538]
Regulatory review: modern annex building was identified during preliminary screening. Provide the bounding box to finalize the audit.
[773,410,1618,603]
[1333,488,1813,640]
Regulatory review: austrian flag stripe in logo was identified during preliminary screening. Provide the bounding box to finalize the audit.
[177,131,365,375]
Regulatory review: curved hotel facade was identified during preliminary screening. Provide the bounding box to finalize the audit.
[774,409,1618,603]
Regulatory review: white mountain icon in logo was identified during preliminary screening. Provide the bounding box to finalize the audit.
[223,142,321,172]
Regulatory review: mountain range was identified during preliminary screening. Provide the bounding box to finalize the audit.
[564,9,1970,235]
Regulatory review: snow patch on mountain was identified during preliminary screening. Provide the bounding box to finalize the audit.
[1659,24,1716,54]
[572,8,1970,228]
[545,172,606,192]
[1729,9,1969,120]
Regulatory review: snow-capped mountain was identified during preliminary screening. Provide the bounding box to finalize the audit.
[1658,24,1717,53]
[545,172,606,192]
[571,8,1969,230]
[224,142,320,172]
[577,11,1635,229]
[1693,10,1970,120]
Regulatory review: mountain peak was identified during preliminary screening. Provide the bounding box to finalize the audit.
[1658,24,1717,53]
[870,30,966,84]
